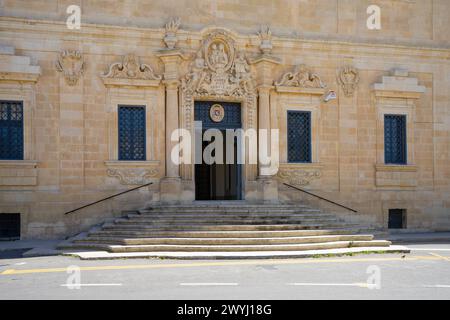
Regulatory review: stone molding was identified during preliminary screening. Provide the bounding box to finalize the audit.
[0,160,38,186]
[0,45,40,83]
[372,68,426,99]
[375,164,418,189]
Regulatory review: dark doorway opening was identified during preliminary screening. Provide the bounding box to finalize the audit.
[388,209,407,229]
[0,213,20,240]
[194,101,242,201]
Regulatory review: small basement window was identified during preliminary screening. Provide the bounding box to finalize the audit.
[0,213,21,240]
[388,209,406,229]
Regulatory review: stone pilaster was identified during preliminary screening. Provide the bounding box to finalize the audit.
[157,50,185,202]
[251,55,281,202]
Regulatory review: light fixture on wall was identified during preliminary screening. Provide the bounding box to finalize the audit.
[323,90,337,102]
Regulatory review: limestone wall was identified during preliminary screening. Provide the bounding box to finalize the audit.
[0,1,449,238]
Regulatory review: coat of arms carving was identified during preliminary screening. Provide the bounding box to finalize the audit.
[55,50,85,86]
[181,30,254,98]
[337,65,359,97]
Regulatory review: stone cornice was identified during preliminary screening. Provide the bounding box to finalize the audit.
[1,17,450,60]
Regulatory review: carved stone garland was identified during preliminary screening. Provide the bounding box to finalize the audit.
[180,30,257,179]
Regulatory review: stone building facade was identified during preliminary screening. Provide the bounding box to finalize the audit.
[0,0,449,239]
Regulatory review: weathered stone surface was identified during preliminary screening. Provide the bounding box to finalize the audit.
[0,1,449,239]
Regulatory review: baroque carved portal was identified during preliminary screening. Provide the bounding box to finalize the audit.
[102,54,162,80]
[55,50,85,86]
[180,29,257,180]
[276,64,326,89]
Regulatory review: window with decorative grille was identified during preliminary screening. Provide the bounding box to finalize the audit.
[384,115,407,165]
[0,101,24,160]
[118,105,146,161]
[287,111,312,163]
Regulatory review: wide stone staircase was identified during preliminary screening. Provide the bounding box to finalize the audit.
[59,202,407,259]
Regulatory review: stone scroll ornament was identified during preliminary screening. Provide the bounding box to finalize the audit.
[337,65,360,97]
[275,64,326,89]
[55,50,85,86]
[102,54,162,80]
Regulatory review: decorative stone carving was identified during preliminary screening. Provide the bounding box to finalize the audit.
[337,65,360,97]
[181,30,255,98]
[275,64,326,89]
[102,54,161,81]
[164,17,181,49]
[55,50,85,86]
[278,168,322,187]
[209,104,225,122]
[107,168,159,185]
[258,25,273,55]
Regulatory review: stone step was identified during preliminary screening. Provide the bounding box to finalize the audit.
[92,240,392,253]
[130,213,334,219]
[113,217,340,225]
[102,222,348,231]
[74,234,374,246]
[64,246,411,260]
[143,206,316,210]
[88,229,358,239]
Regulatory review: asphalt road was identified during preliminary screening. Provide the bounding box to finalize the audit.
[0,243,449,300]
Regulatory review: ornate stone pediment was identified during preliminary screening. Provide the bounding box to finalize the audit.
[55,50,85,86]
[275,64,326,89]
[102,54,161,81]
[181,30,255,98]
[337,65,359,97]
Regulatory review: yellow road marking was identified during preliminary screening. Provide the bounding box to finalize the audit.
[429,252,450,262]
[0,255,440,276]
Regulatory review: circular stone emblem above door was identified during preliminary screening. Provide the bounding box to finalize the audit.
[209,104,225,122]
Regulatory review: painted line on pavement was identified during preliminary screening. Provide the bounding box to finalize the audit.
[287,282,372,288]
[60,283,122,287]
[423,285,450,288]
[180,283,238,286]
[0,255,441,276]
[429,252,450,262]
[409,248,450,252]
